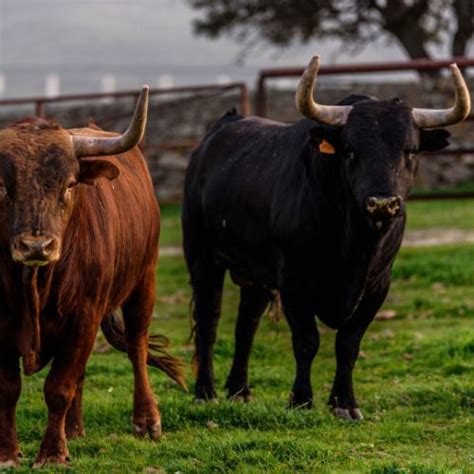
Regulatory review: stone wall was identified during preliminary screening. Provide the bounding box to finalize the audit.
[0,78,473,202]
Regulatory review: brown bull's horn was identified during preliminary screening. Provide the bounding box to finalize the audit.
[295,55,352,126]
[72,85,149,157]
[412,64,471,128]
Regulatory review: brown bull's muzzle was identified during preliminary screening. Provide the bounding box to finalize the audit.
[11,234,61,266]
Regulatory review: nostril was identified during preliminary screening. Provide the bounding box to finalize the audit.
[388,197,402,214]
[42,239,56,255]
[18,239,32,253]
[366,197,378,213]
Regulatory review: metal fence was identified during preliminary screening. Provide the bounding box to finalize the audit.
[1,59,473,201]
[0,82,250,119]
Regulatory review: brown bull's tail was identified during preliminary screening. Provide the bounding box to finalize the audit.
[101,312,187,390]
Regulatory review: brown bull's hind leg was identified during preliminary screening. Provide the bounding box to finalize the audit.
[122,265,161,440]
[65,373,85,439]
[0,354,21,468]
[34,318,98,467]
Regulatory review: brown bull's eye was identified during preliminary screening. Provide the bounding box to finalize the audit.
[67,178,77,189]
[63,179,77,201]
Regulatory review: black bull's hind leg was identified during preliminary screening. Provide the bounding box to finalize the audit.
[329,277,390,420]
[225,286,272,401]
[192,265,225,402]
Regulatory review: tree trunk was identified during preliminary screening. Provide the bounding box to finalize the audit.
[452,0,473,57]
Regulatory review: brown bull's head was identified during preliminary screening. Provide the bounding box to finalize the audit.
[0,86,149,266]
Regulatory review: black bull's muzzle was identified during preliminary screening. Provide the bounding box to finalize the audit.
[364,195,403,229]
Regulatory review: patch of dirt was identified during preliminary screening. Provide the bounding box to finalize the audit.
[402,229,474,247]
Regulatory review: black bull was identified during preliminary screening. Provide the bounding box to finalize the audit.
[182,77,469,419]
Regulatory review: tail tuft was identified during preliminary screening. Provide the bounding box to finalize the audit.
[101,312,187,390]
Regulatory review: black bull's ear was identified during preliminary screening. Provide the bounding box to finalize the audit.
[78,158,120,184]
[419,129,451,152]
[308,126,340,155]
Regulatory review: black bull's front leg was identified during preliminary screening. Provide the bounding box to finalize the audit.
[329,274,390,420]
[280,280,320,408]
[281,267,390,416]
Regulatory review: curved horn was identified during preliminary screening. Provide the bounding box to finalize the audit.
[412,64,471,128]
[295,55,352,126]
[73,85,149,157]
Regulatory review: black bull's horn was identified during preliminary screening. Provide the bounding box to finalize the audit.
[72,85,149,157]
[295,56,471,128]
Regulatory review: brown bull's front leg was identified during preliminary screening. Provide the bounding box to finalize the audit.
[0,354,21,468]
[65,372,85,439]
[34,317,98,468]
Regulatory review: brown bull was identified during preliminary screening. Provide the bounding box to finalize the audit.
[0,87,185,468]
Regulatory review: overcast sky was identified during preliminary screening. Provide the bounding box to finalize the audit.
[0,0,471,97]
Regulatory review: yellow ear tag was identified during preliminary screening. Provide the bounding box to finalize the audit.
[319,140,335,154]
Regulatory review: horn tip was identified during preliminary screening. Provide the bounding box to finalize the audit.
[142,84,150,92]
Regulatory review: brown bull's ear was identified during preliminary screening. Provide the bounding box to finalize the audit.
[308,127,339,155]
[78,158,120,184]
[419,129,451,152]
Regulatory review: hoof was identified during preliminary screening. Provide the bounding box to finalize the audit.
[148,422,162,441]
[133,418,162,440]
[331,406,364,421]
[350,408,364,420]
[228,394,246,403]
[0,459,19,469]
[33,453,70,468]
[227,388,251,403]
[132,423,147,438]
[194,397,218,405]
[289,393,313,409]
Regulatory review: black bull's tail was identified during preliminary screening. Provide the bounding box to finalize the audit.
[101,312,187,390]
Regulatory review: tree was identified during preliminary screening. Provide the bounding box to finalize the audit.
[189,0,473,61]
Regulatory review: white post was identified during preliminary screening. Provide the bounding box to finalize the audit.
[157,74,174,89]
[101,74,116,93]
[0,74,5,97]
[216,74,231,85]
[45,73,61,97]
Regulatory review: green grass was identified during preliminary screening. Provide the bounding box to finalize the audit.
[411,180,474,198]
[159,204,182,247]
[12,205,474,473]
[406,200,474,231]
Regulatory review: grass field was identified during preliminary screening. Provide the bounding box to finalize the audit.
[13,200,474,473]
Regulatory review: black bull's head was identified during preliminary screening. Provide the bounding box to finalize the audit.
[296,56,471,230]
[0,86,149,266]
